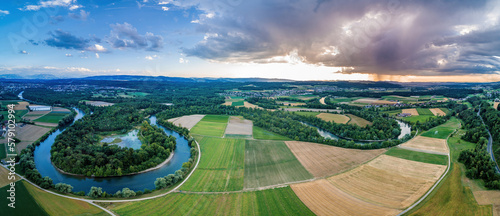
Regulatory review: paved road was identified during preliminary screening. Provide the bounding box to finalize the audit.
[477,109,500,173]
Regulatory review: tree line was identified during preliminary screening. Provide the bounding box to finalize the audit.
[51,105,176,177]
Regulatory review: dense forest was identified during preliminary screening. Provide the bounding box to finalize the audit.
[458,100,500,189]
[50,105,176,177]
[246,97,280,109]
[291,110,401,141]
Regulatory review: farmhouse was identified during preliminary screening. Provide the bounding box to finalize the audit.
[398,113,412,117]
[28,105,52,111]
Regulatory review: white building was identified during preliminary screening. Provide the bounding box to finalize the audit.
[28,105,52,111]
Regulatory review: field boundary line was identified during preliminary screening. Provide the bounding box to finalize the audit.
[396,146,448,156]
[397,126,458,215]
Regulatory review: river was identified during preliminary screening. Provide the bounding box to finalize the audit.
[33,112,191,194]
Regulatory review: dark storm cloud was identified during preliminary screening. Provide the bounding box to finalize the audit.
[178,0,499,76]
[107,22,164,52]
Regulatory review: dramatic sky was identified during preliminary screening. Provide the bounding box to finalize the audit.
[1,0,499,81]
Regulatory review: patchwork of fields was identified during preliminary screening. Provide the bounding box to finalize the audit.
[285,141,385,178]
[292,155,447,215]
[112,187,314,216]
[244,140,313,189]
[181,137,245,192]
[168,114,205,130]
[190,115,229,137]
[4,114,467,216]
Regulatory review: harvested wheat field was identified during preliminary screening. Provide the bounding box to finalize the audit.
[242,102,261,109]
[16,125,51,141]
[221,101,232,106]
[14,101,29,110]
[473,191,500,216]
[285,141,385,177]
[327,155,446,209]
[495,102,499,110]
[402,108,419,116]
[291,179,400,216]
[429,108,446,116]
[224,116,253,136]
[400,135,449,154]
[316,113,350,124]
[168,114,205,130]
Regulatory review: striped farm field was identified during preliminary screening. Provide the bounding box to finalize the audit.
[429,108,446,116]
[316,113,350,124]
[346,114,372,127]
[402,108,419,116]
[191,115,229,137]
[112,187,314,216]
[181,137,245,191]
[293,154,447,215]
[244,140,313,189]
[417,108,434,116]
[385,147,448,165]
[328,155,446,209]
[292,179,400,216]
[400,135,449,155]
[285,141,385,178]
[168,114,205,130]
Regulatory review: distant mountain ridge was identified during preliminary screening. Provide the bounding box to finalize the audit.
[80,75,293,82]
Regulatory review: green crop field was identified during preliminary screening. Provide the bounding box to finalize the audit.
[421,117,460,139]
[417,108,434,115]
[191,116,229,137]
[181,137,245,191]
[1,110,28,121]
[440,108,451,115]
[244,140,313,189]
[403,115,436,123]
[33,112,68,123]
[253,126,291,140]
[0,181,49,216]
[232,101,245,106]
[112,187,314,216]
[23,181,106,216]
[386,147,448,165]
[294,111,320,117]
[383,109,401,116]
[201,115,230,123]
